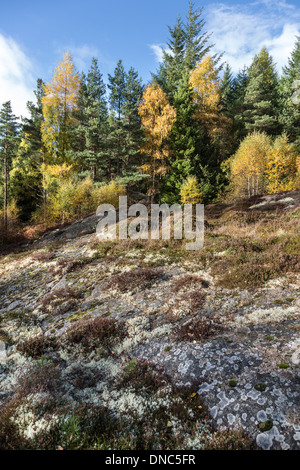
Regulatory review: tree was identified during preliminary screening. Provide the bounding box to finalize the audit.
[243,48,280,135]
[10,80,46,221]
[220,64,235,116]
[190,56,221,116]
[122,67,144,177]
[190,56,233,189]
[183,2,213,72]
[155,16,187,102]
[225,66,249,144]
[160,75,200,204]
[153,2,214,100]
[0,101,19,230]
[180,176,202,204]
[41,51,81,161]
[266,133,299,193]
[229,131,272,197]
[138,84,176,202]
[80,58,109,179]
[108,60,127,176]
[280,36,300,147]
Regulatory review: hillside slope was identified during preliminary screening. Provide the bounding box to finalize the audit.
[0,191,299,450]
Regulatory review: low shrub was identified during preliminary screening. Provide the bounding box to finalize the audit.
[64,317,125,352]
[173,313,225,342]
[17,334,56,358]
[104,267,162,293]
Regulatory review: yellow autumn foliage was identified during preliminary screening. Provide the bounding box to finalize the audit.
[265,133,300,193]
[190,56,221,114]
[41,51,81,160]
[180,176,202,204]
[138,83,176,200]
[229,131,272,197]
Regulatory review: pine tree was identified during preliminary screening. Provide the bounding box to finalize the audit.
[220,64,235,116]
[81,58,109,179]
[231,66,249,141]
[22,79,45,151]
[160,75,199,203]
[153,2,214,100]
[280,36,300,147]
[122,67,144,177]
[0,101,19,229]
[108,60,127,176]
[183,2,213,72]
[243,48,280,135]
[10,80,46,220]
[155,16,186,102]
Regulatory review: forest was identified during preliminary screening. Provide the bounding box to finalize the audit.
[0,2,299,240]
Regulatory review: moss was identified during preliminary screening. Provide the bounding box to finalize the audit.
[228,379,237,387]
[164,346,172,352]
[124,358,138,375]
[265,336,274,341]
[254,382,266,392]
[278,362,289,369]
[285,297,295,303]
[274,299,284,305]
[258,420,273,432]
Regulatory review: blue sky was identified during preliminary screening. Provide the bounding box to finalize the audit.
[0,0,299,117]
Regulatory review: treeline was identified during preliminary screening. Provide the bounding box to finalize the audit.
[0,2,300,233]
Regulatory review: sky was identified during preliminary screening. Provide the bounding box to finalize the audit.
[0,0,299,118]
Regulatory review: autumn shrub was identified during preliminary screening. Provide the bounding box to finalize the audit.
[39,286,83,315]
[17,359,61,397]
[204,427,255,450]
[104,267,162,293]
[171,275,209,292]
[117,359,167,393]
[94,180,126,208]
[48,256,93,276]
[33,170,126,226]
[64,317,125,351]
[173,313,225,342]
[180,176,202,204]
[17,334,57,358]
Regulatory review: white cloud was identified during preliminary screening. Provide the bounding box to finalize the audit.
[68,44,99,71]
[206,1,300,74]
[149,44,173,64]
[263,23,300,71]
[149,44,165,63]
[0,34,35,118]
